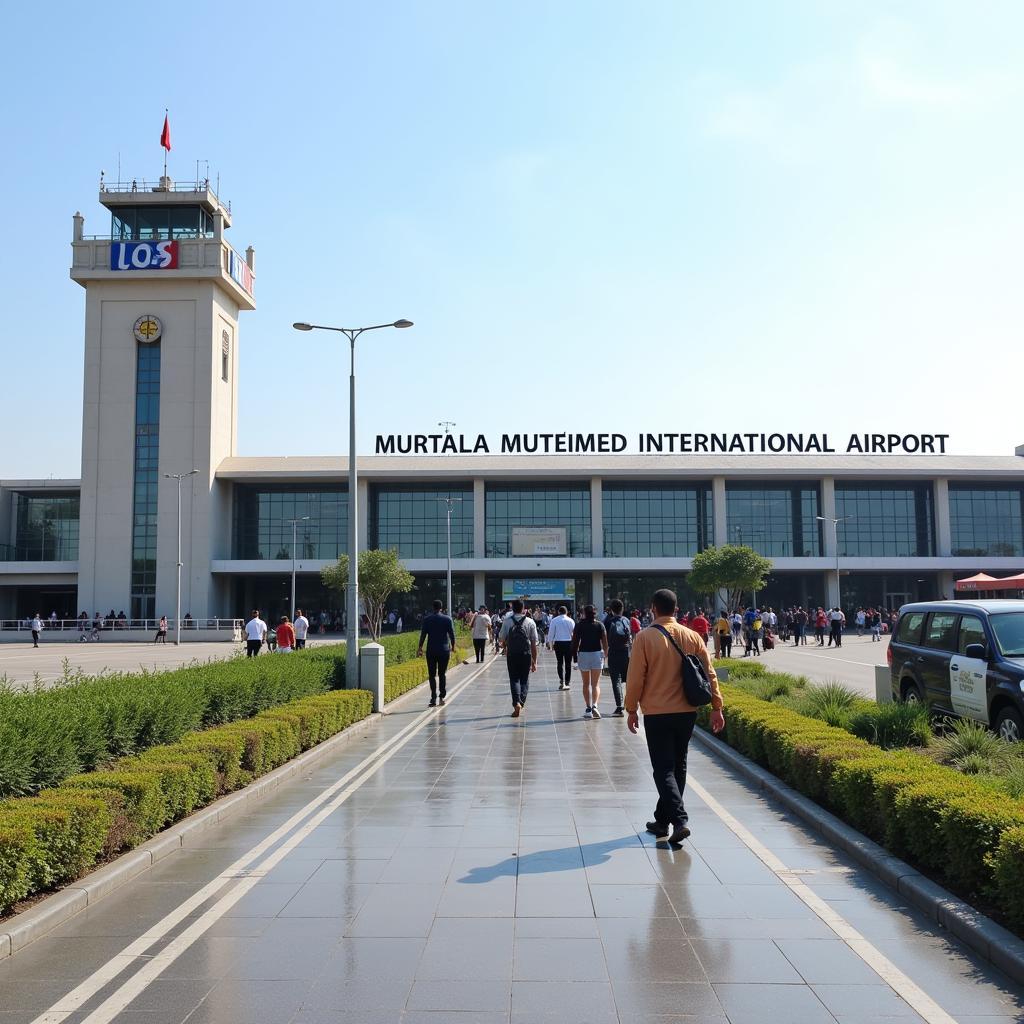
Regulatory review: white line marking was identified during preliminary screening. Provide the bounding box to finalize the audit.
[687,774,958,1024]
[31,661,488,1024]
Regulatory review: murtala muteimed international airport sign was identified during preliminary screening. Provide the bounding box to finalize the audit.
[375,431,952,456]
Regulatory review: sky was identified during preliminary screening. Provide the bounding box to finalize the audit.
[2,1,1022,478]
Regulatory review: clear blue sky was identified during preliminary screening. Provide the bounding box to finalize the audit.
[3,1,1022,478]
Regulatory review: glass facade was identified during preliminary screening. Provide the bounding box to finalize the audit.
[485,485,591,557]
[109,205,215,240]
[603,574,701,614]
[726,485,821,557]
[370,485,474,559]
[232,486,348,560]
[130,344,161,619]
[950,485,1024,556]
[603,484,712,557]
[11,493,79,561]
[835,485,934,557]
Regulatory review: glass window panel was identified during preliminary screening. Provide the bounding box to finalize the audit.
[725,484,820,556]
[949,485,1024,556]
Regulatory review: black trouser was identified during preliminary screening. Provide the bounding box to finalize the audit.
[295,638,306,650]
[718,633,732,658]
[553,640,573,683]
[473,638,487,662]
[831,622,842,647]
[507,653,531,706]
[246,639,261,657]
[607,649,629,709]
[31,629,40,647]
[643,711,697,828]
[426,650,450,700]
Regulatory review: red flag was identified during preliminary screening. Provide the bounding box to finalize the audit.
[160,114,171,152]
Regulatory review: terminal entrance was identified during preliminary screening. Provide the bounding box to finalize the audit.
[484,576,590,614]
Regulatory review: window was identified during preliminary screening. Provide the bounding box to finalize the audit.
[726,484,821,556]
[232,486,348,559]
[603,484,713,557]
[835,485,934,556]
[923,612,958,652]
[896,611,926,645]
[486,485,591,558]
[108,205,213,241]
[370,486,474,559]
[221,331,230,383]
[990,613,1024,658]
[130,343,161,618]
[12,493,79,560]
[957,616,987,656]
[949,485,1024,556]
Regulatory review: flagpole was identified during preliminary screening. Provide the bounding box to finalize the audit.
[163,108,168,180]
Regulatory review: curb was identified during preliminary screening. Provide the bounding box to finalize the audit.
[0,657,472,961]
[691,726,1024,986]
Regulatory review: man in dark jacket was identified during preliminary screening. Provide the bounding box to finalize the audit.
[417,600,456,707]
[603,598,632,717]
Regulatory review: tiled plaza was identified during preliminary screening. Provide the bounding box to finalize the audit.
[1,652,1022,1023]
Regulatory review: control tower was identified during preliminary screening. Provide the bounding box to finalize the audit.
[70,174,256,620]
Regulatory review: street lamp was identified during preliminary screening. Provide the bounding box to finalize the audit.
[292,319,413,688]
[436,495,463,613]
[817,515,854,608]
[164,469,198,645]
[286,515,312,621]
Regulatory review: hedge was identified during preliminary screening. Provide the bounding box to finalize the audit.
[0,630,457,801]
[698,684,1024,933]
[0,689,373,914]
[0,632,474,915]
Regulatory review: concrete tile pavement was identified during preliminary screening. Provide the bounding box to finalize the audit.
[0,648,1021,1023]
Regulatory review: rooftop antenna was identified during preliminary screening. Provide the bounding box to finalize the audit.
[439,421,456,436]
[117,151,121,188]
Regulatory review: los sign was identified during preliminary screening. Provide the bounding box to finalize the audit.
[110,241,179,271]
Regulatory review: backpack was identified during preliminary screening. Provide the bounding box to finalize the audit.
[606,615,631,651]
[506,615,531,656]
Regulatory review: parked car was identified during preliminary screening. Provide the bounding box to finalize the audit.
[889,599,1024,742]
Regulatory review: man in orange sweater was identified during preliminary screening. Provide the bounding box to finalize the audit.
[626,589,725,844]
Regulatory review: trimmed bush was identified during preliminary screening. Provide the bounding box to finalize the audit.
[0,825,38,914]
[698,684,1024,930]
[848,702,932,750]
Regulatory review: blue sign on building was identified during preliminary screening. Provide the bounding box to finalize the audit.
[501,579,576,601]
[110,241,179,271]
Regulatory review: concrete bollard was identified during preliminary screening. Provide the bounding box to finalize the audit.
[716,668,730,683]
[360,642,385,712]
[875,664,893,704]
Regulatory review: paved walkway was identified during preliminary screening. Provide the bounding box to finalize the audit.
[1,651,1022,1023]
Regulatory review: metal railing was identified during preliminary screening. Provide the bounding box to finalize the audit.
[98,177,231,214]
[81,231,216,242]
[0,618,242,634]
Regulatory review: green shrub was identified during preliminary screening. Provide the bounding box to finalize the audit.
[1000,759,1024,799]
[848,702,932,750]
[796,681,866,729]
[932,718,1015,774]
[749,676,793,702]
[700,683,1024,931]
[0,824,37,914]
[61,771,167,850]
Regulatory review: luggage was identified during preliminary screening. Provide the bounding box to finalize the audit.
[763,632,775,651]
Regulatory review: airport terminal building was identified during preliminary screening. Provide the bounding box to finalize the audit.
[3,179,1024,625]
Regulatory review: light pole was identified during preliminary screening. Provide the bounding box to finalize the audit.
[817,515,853,609]
[293,318,413,688]
[287,515,312,620]
[164,469,198,645]
[436,495,463,613]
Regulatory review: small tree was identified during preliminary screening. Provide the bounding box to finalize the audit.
[688,544,772,612]
[320,549,414,641]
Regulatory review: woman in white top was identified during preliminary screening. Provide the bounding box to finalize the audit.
[471,606,492,663]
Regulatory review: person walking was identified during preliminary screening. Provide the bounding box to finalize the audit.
[154,615,168,644]
[572,604,608,718]
[244,609,266,657]
[626,589,725,844]
[689,609,710,648]
[547,605,576,690]
[470,605,492,663]
[30,612,43,648]
[418,599,457,707]
[855,607,866,637]
[794,606,808,646]
[814,607,827,645]
[715,610,732,658]
[603,599,632,716]
[276,615,296,653]
[829,606,844,647]
[499,599,538,717]
[293,609,309,650]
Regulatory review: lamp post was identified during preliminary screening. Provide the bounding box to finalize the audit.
[293,319,413,688]
[817,515,853,609]
[436,495,463,613]
[286,515,312,621]
[164,469,198,645]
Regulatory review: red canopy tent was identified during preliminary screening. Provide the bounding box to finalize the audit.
[955,572,1024,593]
